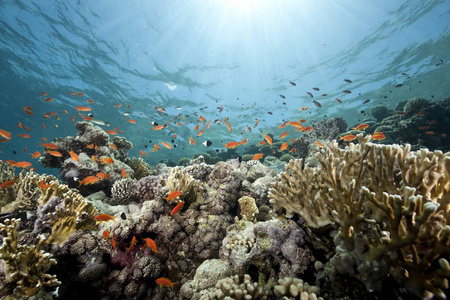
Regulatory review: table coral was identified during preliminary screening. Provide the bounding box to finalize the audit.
[0,218,60,298]
[270,133,450,298]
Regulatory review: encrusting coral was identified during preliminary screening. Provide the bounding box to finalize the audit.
[269,133,450,299]
[0,218,61,298]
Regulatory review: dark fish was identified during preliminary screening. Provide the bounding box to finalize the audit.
[151,122,159,126]
[282,102,286,105]
[343,90,351,94]
[307,92,313,98]
[360,110,365,114]
[321,94,327,97]
[268,112,273,115]
[344,79,352,83]
[335,98,342,103]
[312,87,320,91]
[202,140,212,147]
[13,151,16,155]
[384,96,387,98]
[144,145,148,148]
[279,95,286,99]
[363,99,371,104]
[289,81,296,86]
[313,100,321,108]
[216,149,220,152]
[435,62,442,66]
[401,72,408,76]
[120,212,127,220]
[395,84,403,88]
[148,140,152,143]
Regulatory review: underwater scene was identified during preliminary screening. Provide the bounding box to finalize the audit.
[1,0,450,299]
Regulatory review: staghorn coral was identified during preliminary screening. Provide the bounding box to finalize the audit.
[0,218,60,298]
[109,178,138,205]
[270,133,450,298]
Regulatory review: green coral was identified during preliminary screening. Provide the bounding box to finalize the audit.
[0,219,60,298]
[279,153,294,162]
[125,157,154,179]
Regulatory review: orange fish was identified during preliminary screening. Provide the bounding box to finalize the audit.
[280,142,288,151]
[144,238,158,254]
[100,157,114,164]
[264,133,272,145]
[86,99,94,103]
[197,129,204,137]
[94,214,117,222]
[106,130,118,135]
[12,161,32,168]
[252,153,263,160]
[44,97,54,102]
[278,122,287,129]
[155,278,177,290]
[17,134,31,138]
[112,236,116,248]
[279,132,289,139]
[371,132,385,140]
[206,120,211,130]
[194,125,200,130]
[103,229,109,241]
[298,106,308,111]
[41,91,48,97]
[167,191,182,201]
[110,144,118,150]
[0,180,17,189]
[71,116,75,122]
[83,116,94,121]
[257,140,266,146]
[299,119,307,123]
[339,135,357,141]
[97,172,110,179]
[153,125,165,130]
[126,118,137,124]
[419,126,430,130]
[161,142,172,149]
[76,92,84,96]
[40,181,51,189]
[335,98,342,103]
[75,106,92,112]
[288,121,302,128]
[86,144,95,149]
[114,104,122,108]
[254,119,259,127]
[42,124,46,129]
[289,148,296,153]
[69,150,79,162]
[69,91,75,95]
[126,236,136,252]
[139,150,143,157]
[121,168,128,178]
[188,137,196,145]
[79,176,99,186]
[47,150,63,157]
[0,129,11,139]
[30,151,41,158]
[224,121,232,133]
[425,131,436,135]
[302,127,313,132]
[39,143,59,149]
[171,201,185,215]
[353,123,369,131]
[127,104,131,109]
[315,141,324,148]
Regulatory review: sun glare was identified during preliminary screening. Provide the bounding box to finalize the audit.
[223,0,258,11]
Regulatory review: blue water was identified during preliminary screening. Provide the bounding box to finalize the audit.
[0,0,449,176]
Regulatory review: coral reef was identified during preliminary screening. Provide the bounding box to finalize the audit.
[109,178,138,205]
[270,133,450,298]
[199,274,268,300]
[125,157,154,179]
[0,219,60,298]
[370,105,392,122]
[274,277,323,300]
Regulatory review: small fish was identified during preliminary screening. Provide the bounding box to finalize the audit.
[100,157,114,164]
[114,104,122,108]
[279,132,289,139]
[17,134,31,138]
[315,141,324,148]
[371,132,385,140]
[321,94,327,97]
[224,121,232,133]
[425,131,436,135]
[202,140,212,147]
[0,180,17,189]
[299,106,308,111]
[0,129,12,139]
[103,229,110,241]
[280,142,288,151]
[93,214,117,222]
[79,176,100,186]
[97,172,110,179]
[395,84,403,88]
[342,90,352,94]
[312,87,320,91]
[167,191,182,201]
[353,123,369,131]
[252,153,263,160]
[363,99,371,104]
[306,92,313,98]
[126,118,137,124]
[155,278,177,290]
[279,94,286,99]
[161,142,172,149]
[418,126,430,130]
[12,161,33,168]
[30,151,41,158]
[289,148,296,153]
[112,236,116,248]
[69,150,79,162]
[144,238,158,254]
[154,106,166,113]
[86,99,94,103]
[264,133,272,145]
[153,125,165,130]
[47,150,63,157]
[339,135,357,141]
[289,81,296,86]
[44,97,54,102]
[40,181,51,189]
[313,100,321,108]
[41,91,48,97]
[121,168,128,177]
[344,79,352,83]
[75,106,92,111]
[110,144,118,150]
[171,201,185,215]
[197,129,204,137]
[126,236,137,252]
[257,140,266,146]
[76,92,84,96]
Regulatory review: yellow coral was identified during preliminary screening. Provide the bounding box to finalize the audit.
[166,167,204,207]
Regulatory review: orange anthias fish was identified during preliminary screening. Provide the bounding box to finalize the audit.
[126,118,137,124]
[40,181,51,189]
[254,119,259,127]
[106,130,118,135]
[289,148,296,153]
[103,229,110,241]
[280,142,288,151]
[161,142,172,149]
[252,153,263,160]
[0,129,12,139]
[224,121,232,133]
[153,125,165,131]
[78,176,100,186]
[17,134,31,138]
[171,201,185,215]
[126,236,137,252]
[353,123,369,131]
[167,191,182,201]
[97,172,110,179]
[75,106,92,111]
[156,278,177,290]
[121,168,128,178]
[111,237,116,248]
[279,132,289,139]
[264,133,272,145]
[69,150,79,162]
[278,122,287,129]
[371,132,386,140]
[93,214,117,222]
[0,180,17,189]
[110,144,118,150]
[12,161,32,168]
[197,128,204,137]
[257,140,266,146]
[339,135,357,142]
[39,143,59,149]
[315,141,325,148]
[30,151,41,158]
[144,238,158,254]
[100,157,114,164]
[47,150,63,157]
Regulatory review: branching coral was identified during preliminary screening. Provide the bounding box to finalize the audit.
[0,218,60,298]
[269,134,450,298]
